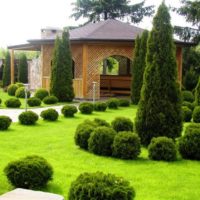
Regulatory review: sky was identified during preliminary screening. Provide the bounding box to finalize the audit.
[0,0,188,48]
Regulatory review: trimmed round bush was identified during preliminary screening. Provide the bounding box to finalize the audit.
[61,105,77,117]
[69,172,135,200]
[18,111,39,125]
[4,155,53,189]
[34,88,49,100]
[111,117,133,132]
[79,102,93,114]
[5,98,21,108]
[119,99,130,107]
[182,106,192,122]
[15,87,31,98]
[40,109,58,121]
[0,116,12,130]
[27,97,41,107]
[112,132,141,159]
[94,118,110,127]
[192,106,200,123]
[7,84,18,96]
[179,128,200,160]
[15,82,24,87]
[43,96,58,104]
[182,101,195,111]
[88,127,116,156]
[182,90,194,102]
[75,123,95,150]
[94,102,107,111]
[148,137,177,161]
[107,98,119,109]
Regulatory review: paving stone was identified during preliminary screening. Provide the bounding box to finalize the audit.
[0,188,64,200]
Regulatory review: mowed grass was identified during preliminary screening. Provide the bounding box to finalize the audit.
[0,106,199,200]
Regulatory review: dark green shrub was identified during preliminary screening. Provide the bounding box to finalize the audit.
[94,102,107,111]
[69,172,135,200]
[182,106,192,122]
[0,98,2,104]
[18,111,39,125]
[79,102,93,114]
[40,109,58,121]
[2,51,11,87]
[27,97,41,107]
[34,88,49,100]
[5,98,21,108]
[15,82,24,88]
[4,155,53,189]
[111,117,133,132]
[7,84,18,96]
[0,116,12,130]
[88,127,116,156]
[61,105,77,117]
[182,101,195,111]
[112,132,141,159]
[107,98,119,109]
[148,137,177,161]
[185,123,200,135]
[15,87,30,98]
[192,106,200,123]
[75,123,95,150]
[43,96,58,104]
[179,128,200,160]
[182,90,194,103]
[94,118,110,127]
[119,99,130,107]
[18,53,28,83]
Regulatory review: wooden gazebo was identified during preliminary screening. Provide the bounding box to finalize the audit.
[8,19,185,99]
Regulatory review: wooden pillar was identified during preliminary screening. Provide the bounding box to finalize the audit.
[176,46,183,86]
[10,49,15,84]
[82,44,88,98]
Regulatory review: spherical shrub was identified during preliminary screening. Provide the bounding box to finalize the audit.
[88,127,116,156]
[192,106,200,123]
[119,99,130,107]
[15,87,31,98]
[34,88,49,100]
[182,106,192,122]
[107,98,119,109]
[0,116,12,130]
[69,172,135,200]
[179,128,200,160]
[7,84,18,96]
[18,111,39,125]
[148,137,177,161]
[112,132,141,159]
[5,98,21,108]
[94,102,107,111]
[182,90,194,103]
[94,118,110,127]
[15,82,24,87]
[182,101,195,111]
[111,117,133,132]
[27,97,41,107]
[40,109,58,121]
[43,96,58,104]
[61,105,77,117]
[75,123,95,150]
[4,155,53,189]
[79,102,93,114]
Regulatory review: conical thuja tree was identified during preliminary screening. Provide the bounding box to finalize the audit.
[195,77,200,105]
[18,53,28,83]
[135,2,182,146]
[50,30,74,102]
[2,51,11,87]
[131,30,148,104]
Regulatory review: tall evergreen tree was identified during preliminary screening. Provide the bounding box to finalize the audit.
[50,30,74,102]
[2,51,11,87]
[195,77,200,106]
[18,53,28,83]
[131,30,148,104]
[135,3,182,146]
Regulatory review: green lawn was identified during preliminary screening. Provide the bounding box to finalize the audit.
[0,106,199,200]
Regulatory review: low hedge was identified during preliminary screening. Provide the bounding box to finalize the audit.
[40,109,59,121]
[79,102,93,114]
[69,172,135,200]
[111,117,134,132]
[43,96,58,104]
[0,116,12,130]
[4,155,53,189]
[5,98,21,108]
[61,105,77,117]
[27,97,41,107]
[18,111,39,125]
